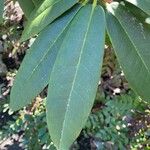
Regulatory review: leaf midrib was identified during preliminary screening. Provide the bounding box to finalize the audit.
[113,9,150,76]
[125,0,150,16]
[32,0,60,18]
[31,0,77,25]
[59,5,96,149]
[25,8,81,83]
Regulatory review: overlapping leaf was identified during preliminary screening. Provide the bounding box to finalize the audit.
[125,2,149,23]
[0,0,4,24]
[106,3,150,101]
[21,0,77,41]
[46,4,105,150]
[10,5,81,111]
[125,0,150,16]
[17,0,35,19]
[32,0,44,7]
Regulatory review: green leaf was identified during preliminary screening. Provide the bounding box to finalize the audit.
[46,4,105,150]
[10,5,81,111]
[0,0,4,24]
[125,0,150,16]
[21,0,78,41]
[125,3,149,25]
[106,3,150,101]
[17,0,35,19]
[32,0,44,7]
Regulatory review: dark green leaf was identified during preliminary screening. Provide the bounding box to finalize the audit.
[125,0,150,16]
[46,4,105,149]
[106,3,150,101]
[125,2,149,23]
[17,0,35,19]
[32,0,44,7]
[0,0,4,24]
[10,5,81,111]
[21,0,78,41]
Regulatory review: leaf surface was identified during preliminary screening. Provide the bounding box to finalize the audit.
[21,0,77,41]
[0,0,4,24]
[32,0,43,7]
[125,0,150,16]
[10,5,81,111]
[106,3,150,101]
[17,0,35,19]
[46,4,105,150]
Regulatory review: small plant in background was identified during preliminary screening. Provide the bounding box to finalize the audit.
[1,93,150,149]
[84,94,142,149]
[0,98,56,150]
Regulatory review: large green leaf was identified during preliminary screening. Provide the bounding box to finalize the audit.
[106,3,150,101]
[125,0,150,16]
[21,0,77,41]
[46,4,105,150]
[17,0,35,19]
[0,0,4,24]
[10,5,81,111]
